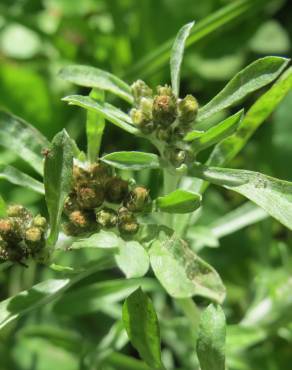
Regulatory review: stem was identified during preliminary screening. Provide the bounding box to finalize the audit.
[175,298,201,337]
[163,168,180,228]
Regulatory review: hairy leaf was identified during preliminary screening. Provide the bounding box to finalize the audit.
[59,65,133,103]
[197,304,226,370]
[170,21,194,96]
[197,57,289,122]
[149,235,226,303]
[156,189,201,214]
[44,130,73,246]
[102,151,160,170]
[71,230,121,250]
[122,288,164,369]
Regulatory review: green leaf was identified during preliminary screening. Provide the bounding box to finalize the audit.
[149,235,226,303]
[0,257,113,330]
[59,64,133,104]
[170,21,194,96]
[70,230,121,250]
[122,288,164,369]
[207,67,292,168]
[102,151,160,170]
[0,110,49,175]
[192,163,292,231]
[197,57,289,122]
[86,89,105,162]
[156,189,201,214]
[54,278,158,316]
[115,241,150,278]
[196,304,226,370]
[62,95,139,135]
[127,0,266,79]
[0,164,44,194]
[185,110,243,153]
[0,195,6,217]
[44,130,73,246]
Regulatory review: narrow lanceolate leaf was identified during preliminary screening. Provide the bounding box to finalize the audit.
[59,65,133,104]
[44,130,73,246]
[185,110,243,153]
[123,288,164,369]
[156,189,201,214]
[87,89,105,162]
[196,304,226,370]
[192,163,292,231]
[197,57,289,122]
[63,95,139,135]
[149,235,226,303]
[170,21,194,96]
[102,151,160,170]
[0,164,44,194]
[0,257,112,330]
[0,110,49,175]
[207,67,292,168]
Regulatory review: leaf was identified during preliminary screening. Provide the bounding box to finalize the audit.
[59,65,133,104]
[122,288,164,369]
[44,130,73,246]
[0,110,49,175]
[62,95,139,135]
[185,110,243,153]
[86,89,105,162]
[0,196,6,217]
[102,151,160,170]
[170,21,194,96]
[0,164,44,194]
[196,304,226,370]
[70,230,121,250]
[207,67,292,168]
[149,235,226,303]
[0,257,113,330]
[127,0,266,79]
[54,278,158,316]
[156,189,201,214]
[115,241,150,278]
[197,56,289,122]
[192,163,292,231]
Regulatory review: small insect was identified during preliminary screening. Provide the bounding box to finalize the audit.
[42,148,51,158]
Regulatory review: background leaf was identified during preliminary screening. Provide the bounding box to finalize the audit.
[170,21,194,96]
[122,288,164,369]
[44,130,73,246]
[196,304,226,370]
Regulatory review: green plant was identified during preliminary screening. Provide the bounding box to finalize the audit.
[0,19,291,370]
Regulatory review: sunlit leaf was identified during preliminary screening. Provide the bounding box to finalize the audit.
[156,189,201,214]
[102,151,160,170]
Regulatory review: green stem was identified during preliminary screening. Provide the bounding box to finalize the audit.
[175,298,201,337]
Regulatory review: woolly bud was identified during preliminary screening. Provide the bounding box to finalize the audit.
[105,177,129,204]
[118,207,139,235]
[131,80,153,105]
[77,184,105,209]
[69,210,92,228]
[33,215,47,231]
[64,193,79,215]
[25,227,42,243]
[96,208,118,228]
[0,218,22,242]
[7,205,32,224]
[90,162,112,184]
[178,95,198,124]
[152,94,177,127]
[124,186,150,212]
[156,127,172,141]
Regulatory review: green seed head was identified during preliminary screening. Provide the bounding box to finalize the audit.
[131,80,153,105]
[96,207,118,228]
[178,95,198,124]
[105,177,129,203]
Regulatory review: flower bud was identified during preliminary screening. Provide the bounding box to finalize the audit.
[25,227,42,243]
[90,162,112,184]
[124,186,150,212]
[7,205,32,225]
[33,215,47,231]
[96,207,118,228]
[178,95,198,124]
[105,177,129,203]
[0,218,22,242]
[131,80,153,105]
[130,108,145,126]
[157,85,173,96]
[77,184,105,209]
[62,222,81,237]
[152,94,177,127]
[156,127,172,141]
[64,193,79,215]
[69,210,93,228]
[118,207,139,235]
[140,98,153,118]
[164,146,191,167]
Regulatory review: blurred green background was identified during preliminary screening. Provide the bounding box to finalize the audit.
[0,0,291,369]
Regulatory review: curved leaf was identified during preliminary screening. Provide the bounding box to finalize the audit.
[149,235,226,303]
[102,151,160,170]
[170,21,194,96]
[0,110,49,175]
[122,288,164,369]
[156,189,201,214]
[59,65,133,104]
[44,130,73,246]
[197,56,289,122]
[71,230,121,250]
[63,95,139,135]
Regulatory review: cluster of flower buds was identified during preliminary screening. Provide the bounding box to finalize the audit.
[63,161,151,237]
[0,205,47,264]
[130,80,198,166]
